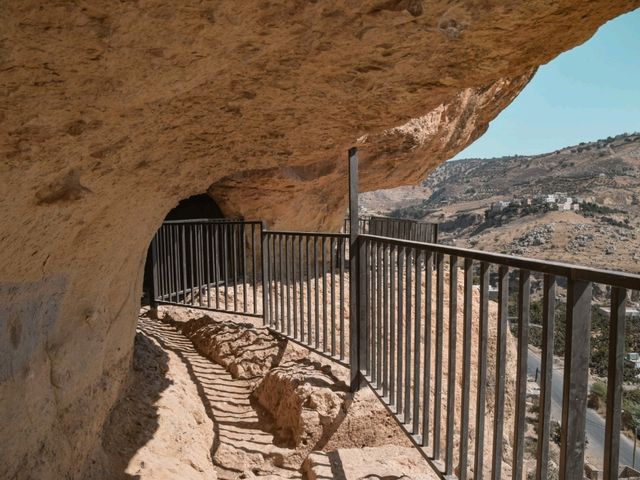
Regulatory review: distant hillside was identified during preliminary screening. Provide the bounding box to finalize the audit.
[360,132,640,273]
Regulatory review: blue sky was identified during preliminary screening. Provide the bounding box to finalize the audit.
[453,8,640,160]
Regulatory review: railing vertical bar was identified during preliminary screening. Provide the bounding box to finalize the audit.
[357,235,368,384]
[164,226,170,301]
[433,252,444,461]
[512,269,530,480]
[404,247,413,424]
[474,261,490,480]
[421,250,433,447]
[390,244,397,406]
[559,279,592,480]
[171,226,177,303]
[242,224,247,312]
[212,224,218,309]
[445,255,458,475]
[307,236,312,347]
[280,234,286,331]
[173,225,179,302]
[458,258,473,480]
[205,225,211,308]
[376,240,383,388]
[190,224,196,305]
[261,230,269,326]
[252,224,257,314]
[396,246,405,415]
[412,250,422,435]
[365,238,371,375]
[293,235,299,339]
[339,238,345,360]
[371,240,378,383]
[299,236,305,343]
[322,237,328,352]
[198,224,204,306]
[200,225,206,305]
[382,243,389,397]
[274,235,280,329]
[166,226,173,302]
[270,234,276,325]
[491,265,509,480]
[603,286,626,480]
[182,225,188,305]
[223,225,229,310]
[535,274,556,480]
[314,236,320,349]
[286,234,291,336]
[331,236,337,356]
[277,233,282,327]
[176,226,182,303]
[232,224,239,311]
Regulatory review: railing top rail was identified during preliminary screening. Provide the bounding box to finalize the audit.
[264,230,349,238]
[369,215,437,226]
[162,219,262,225]
[361,234,640,289]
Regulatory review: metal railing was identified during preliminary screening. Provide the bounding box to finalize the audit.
[356,233,640,480]
[343,215,438,244]
[343,216,370,234]
[148,149,640,480]
[368,216,438,244]
[151,219,263,316]
[262,230,349,366]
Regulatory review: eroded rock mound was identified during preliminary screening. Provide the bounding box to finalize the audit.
[252,360,349,465]
[178,316,286,382]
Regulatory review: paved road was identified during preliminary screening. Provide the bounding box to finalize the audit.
[527,349,637,469]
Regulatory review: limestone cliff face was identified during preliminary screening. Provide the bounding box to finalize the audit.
[1,1,638,478]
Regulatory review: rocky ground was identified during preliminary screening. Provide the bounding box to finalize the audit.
[99,307,430,479]
[98,259,532,480]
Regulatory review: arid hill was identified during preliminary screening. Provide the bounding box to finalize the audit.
[362,132,640,272]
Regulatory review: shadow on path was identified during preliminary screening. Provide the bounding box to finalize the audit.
[137,313,300,479]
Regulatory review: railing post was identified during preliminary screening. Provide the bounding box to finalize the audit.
[349,146,361,392]
[559,279,592,480]
[261,222,269,326]
[603,287,626,480]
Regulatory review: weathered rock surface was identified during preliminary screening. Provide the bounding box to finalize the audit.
[253,360,349,466]
[178,316,285,384]
[2,2,639,478]
[323,387,412,450]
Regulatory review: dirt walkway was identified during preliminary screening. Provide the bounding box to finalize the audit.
[137,316,301,479]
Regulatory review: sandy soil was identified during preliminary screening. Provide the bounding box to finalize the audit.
[93,323,217,479]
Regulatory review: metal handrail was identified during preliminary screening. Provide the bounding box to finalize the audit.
[162,218,262,225]
[360,234,640,289]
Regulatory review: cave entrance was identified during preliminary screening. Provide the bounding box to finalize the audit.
[143,194,224,305]
[146,194,264,317]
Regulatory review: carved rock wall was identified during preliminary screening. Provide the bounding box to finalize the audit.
[1,1,639,478]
